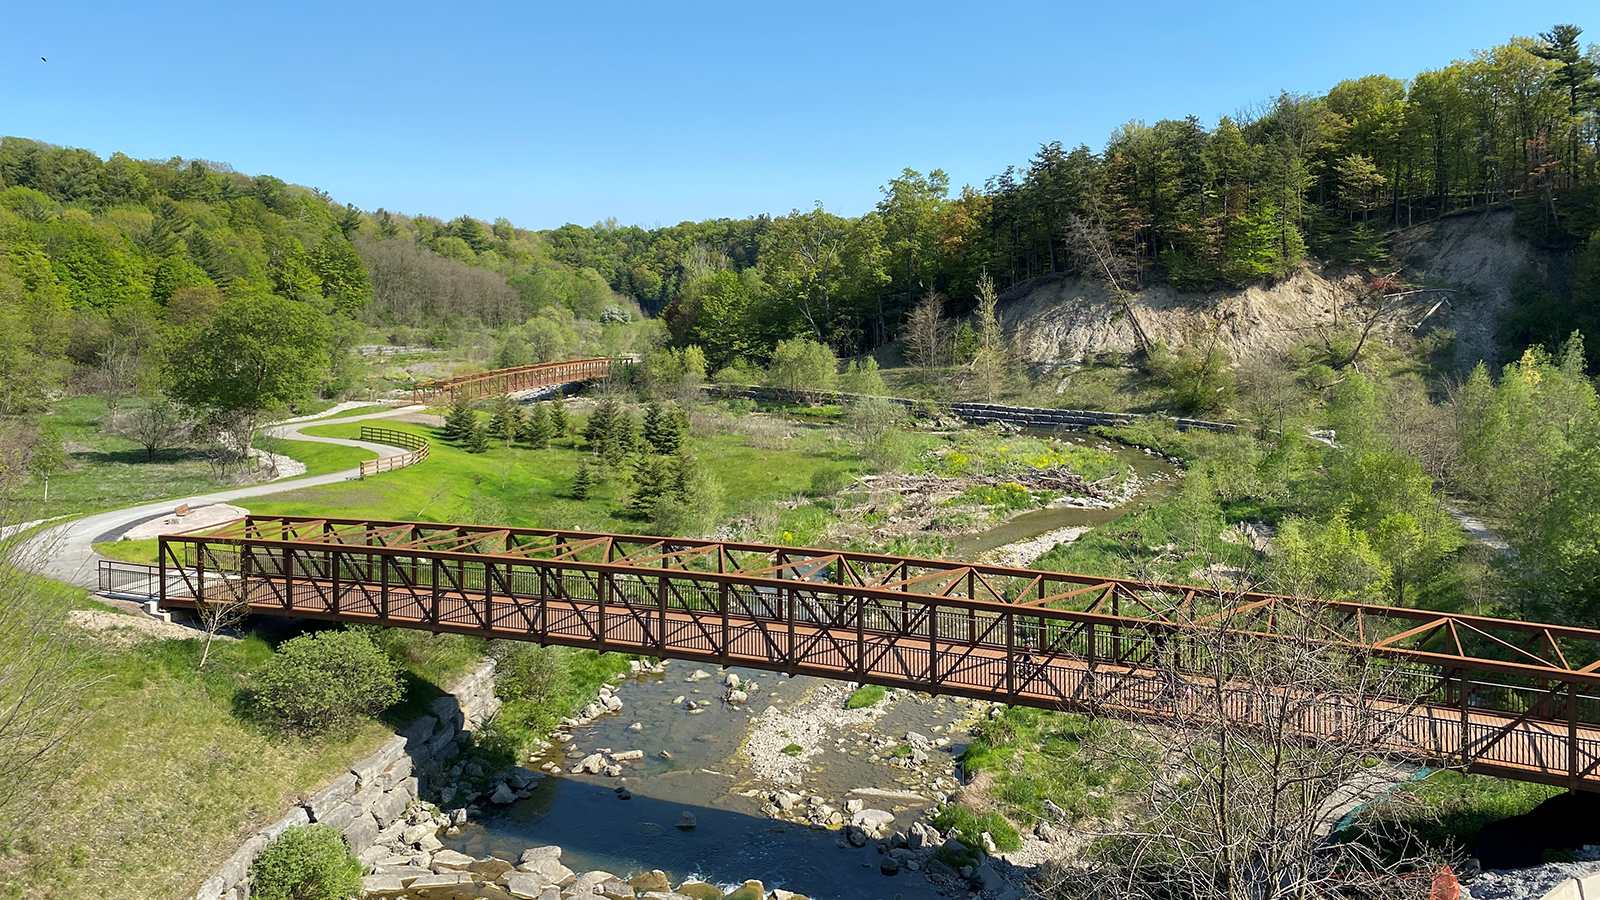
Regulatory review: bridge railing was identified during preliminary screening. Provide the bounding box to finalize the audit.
[156,515,1600,790]
[358,427,430,479]
[411,358,614,403]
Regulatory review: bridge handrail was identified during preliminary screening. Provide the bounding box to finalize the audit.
[358,426,430,479]
[412,357,615,402]
[154,515,1600,789]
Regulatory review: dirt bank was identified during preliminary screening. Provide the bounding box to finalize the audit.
[999,206,1533,371]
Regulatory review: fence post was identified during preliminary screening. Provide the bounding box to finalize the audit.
[719,581,729,664]
[657,572,668,653]
[1005,610,1015,696]
[1571,682,1580,791]
[597,569,608,650]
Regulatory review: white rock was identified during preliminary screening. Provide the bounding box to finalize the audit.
[850,808,895,836]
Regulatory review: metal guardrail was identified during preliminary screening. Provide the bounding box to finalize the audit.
[97,559,164,599]
[359,426,430,479]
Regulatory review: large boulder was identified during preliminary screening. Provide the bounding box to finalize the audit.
[850,808,895,837]
[519,845,563,864]
[569,871,621,896]
[725,881,765,900]
[340,813,380,855]
[517,857,574,886]
[506,873,552,899]
[677,882,725,900]
[381,755,414,791]
[490,783,518,804]
[430,849,476,871]
[317,802,363,833]
[907,821,940,850]
[362,874,406,893]
[408,872,474,889]
[372,788,411,828]
[629,870,672,893]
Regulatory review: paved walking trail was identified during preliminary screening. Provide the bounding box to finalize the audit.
[19,405,424,590]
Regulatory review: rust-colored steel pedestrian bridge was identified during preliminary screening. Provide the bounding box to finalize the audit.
[158,515,1600,791]
[411,358,613,403]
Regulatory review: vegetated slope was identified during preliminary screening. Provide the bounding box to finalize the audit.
[999,206,1535,370]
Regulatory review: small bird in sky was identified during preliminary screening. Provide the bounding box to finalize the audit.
[40,57,46,62]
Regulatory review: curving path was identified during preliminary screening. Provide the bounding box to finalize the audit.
[21,404,426,590]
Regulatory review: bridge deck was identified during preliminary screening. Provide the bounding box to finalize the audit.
[162,568,1600,791]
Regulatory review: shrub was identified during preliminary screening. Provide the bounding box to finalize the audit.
[933,804,1022,852]
[249,825,361,900]
[254,630,402,735]
[844,684,886,709]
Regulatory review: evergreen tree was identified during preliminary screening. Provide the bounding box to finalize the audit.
[466,420,491,454]
[630,454,672,516]
[443,395,476,442]
[604,406,637,469]
[488,395,523,448]
[572,460,595,500]
[549,395,570,438]
[584,398,618,451]
[523,402,553,449]
[642,401,687,454]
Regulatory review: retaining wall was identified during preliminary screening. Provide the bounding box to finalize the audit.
[194,660,500,900]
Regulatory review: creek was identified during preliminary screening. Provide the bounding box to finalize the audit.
[442,669,971,900]
[952,433,1181,561]
[427,432,1181,900]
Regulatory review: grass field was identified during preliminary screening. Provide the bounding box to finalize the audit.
[0,577,482,900]
[13,398,378,525]
[246,412,858,533]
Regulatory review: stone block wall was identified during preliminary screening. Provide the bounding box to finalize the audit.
[194,659,501,900]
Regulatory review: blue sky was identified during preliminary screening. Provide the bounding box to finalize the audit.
[1,1,1595,230]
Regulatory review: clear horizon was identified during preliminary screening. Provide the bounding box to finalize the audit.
[2,0,1595,231]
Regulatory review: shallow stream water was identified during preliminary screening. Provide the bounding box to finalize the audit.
[443,667,966,900]
[952,432,1180,559]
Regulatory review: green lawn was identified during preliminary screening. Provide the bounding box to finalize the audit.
[247,415,856,533]
[255,434,375,476]
[14,397,231,522]
[15,398,380,525]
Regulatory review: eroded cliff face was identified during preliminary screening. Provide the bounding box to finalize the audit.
[999,206,1534,371]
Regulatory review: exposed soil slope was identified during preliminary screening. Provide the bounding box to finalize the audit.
[999,206,1533,370]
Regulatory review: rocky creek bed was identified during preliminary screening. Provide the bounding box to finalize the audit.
[353,660,1061,900]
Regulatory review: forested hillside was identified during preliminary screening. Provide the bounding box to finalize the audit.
[551,26,1600,366]
[1,23,1597,425]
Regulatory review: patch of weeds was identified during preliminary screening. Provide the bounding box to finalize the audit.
[932,805,1022,852]
[845,684,885,709]
[781,743,803,756]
